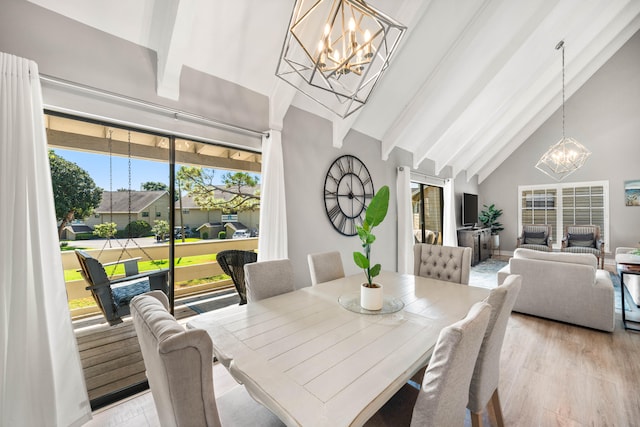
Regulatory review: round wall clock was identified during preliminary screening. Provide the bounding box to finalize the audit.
[323,155,374,236]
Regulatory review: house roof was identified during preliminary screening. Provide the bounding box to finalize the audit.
[95,191,168,214]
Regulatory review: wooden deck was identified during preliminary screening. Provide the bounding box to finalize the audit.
[74,289,240,402]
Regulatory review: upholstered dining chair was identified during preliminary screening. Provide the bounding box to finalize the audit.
[244,259,295,302]
[414,243,472,285]
[365,301,492,426]
[516,224,553,252]
[130,291,284,427]
[468,274,522,427]
[307,251,345,285]
[561,224,605,269]
[216,250,258,304]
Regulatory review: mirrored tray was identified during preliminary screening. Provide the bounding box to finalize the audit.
[338,293,404,315]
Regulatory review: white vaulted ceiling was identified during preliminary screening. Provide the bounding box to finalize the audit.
[27,0,640,182]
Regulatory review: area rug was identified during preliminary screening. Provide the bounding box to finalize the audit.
[469,258,507,289]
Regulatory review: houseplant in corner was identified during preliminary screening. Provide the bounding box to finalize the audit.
[353,185,390,310]
[479,203,504,248]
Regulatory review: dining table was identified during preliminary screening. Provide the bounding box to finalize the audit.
[187,270,490,426]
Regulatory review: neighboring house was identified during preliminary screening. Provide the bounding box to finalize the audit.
[84,190,170,230]
[60,224,93,241]
[176,186,260,238]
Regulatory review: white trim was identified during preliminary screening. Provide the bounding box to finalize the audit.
[410,171,446,187]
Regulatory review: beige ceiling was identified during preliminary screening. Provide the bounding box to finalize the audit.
[28,0,640,182]
[45,114,262,173]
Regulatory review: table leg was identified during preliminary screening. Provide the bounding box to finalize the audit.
[621,271,640,332]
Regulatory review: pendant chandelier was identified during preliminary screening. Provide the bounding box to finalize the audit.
[276,0,406,118]
[535,40,591,181]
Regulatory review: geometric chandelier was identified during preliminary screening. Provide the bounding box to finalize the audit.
[536,40,591,181]
[276,0,406,118]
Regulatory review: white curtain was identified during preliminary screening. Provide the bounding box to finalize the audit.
[443,178,458,246]
[0,53,91,426]
[396,166,413,274]
[257,130,288,261]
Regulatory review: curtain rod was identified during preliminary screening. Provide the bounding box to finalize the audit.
[400,167,447,184]
[39,74,268,138]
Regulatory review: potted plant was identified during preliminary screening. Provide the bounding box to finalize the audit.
[353,185,390,310]
[479,203,504,248]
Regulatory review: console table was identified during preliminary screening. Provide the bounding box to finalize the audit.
[457,227,491,266]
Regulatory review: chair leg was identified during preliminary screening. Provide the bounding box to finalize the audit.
[490,389,505,427]
[470,411,483,427]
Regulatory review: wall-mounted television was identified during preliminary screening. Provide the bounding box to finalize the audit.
[462,193,478,227]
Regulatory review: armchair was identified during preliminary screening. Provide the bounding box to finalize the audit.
[561,225,605,269]
[75,250,169,325]
[517,224,552,252]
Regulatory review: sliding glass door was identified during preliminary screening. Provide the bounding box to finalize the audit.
[46,112,261,408]
[411,182,444,245]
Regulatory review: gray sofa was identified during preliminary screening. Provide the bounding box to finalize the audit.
[497,248,614,332]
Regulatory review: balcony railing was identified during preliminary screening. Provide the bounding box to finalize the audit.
[63,238,258,319]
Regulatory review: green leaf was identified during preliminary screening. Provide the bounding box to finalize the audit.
[353,252,369,269]
[366,234,376,245]
[369,263,381,278]
[365,185,389,228]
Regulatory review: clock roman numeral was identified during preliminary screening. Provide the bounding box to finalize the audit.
[328,204,341,222]
[347,217,356,235]
[337,213,347,232]
[324,189,338,199]
[327,170,340,186]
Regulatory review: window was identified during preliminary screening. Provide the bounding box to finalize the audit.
[519,181,609,250]
[182,209,190,214]
[142,211,149,217]
[155,211,161,217]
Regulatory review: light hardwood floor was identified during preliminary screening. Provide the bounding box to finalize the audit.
[84,311,640,427]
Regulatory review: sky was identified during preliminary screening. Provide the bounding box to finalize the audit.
[52,148,259,191]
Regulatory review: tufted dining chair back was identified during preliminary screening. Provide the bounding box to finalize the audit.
[413,244,472,285]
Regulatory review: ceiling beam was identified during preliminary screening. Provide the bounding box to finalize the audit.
[269,77,298,131]
[152,0,197,100]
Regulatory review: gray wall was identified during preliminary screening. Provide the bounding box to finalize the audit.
[281,106,475,286]
[480,29,640,259]
[282,107,401,286]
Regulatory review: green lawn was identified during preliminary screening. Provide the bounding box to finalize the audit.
[67,252,229,311]
[65,253,218,281]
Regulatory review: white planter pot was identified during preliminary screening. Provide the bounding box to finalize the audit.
[361,283,383,311]
[491,234,500,248]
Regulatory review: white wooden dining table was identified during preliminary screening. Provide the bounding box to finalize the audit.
[187,270,490,427]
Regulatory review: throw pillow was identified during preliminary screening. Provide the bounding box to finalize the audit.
[568,232,595,248]
[524,231,546,245]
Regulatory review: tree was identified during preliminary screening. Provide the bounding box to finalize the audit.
[141,181,168,191]
[177,167,260,213]
[49,150,103,238]
[93,222,117,239]
[151,220,170,241]
[125,220,152,238]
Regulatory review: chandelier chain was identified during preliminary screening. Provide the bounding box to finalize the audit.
[561,42,565,140]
